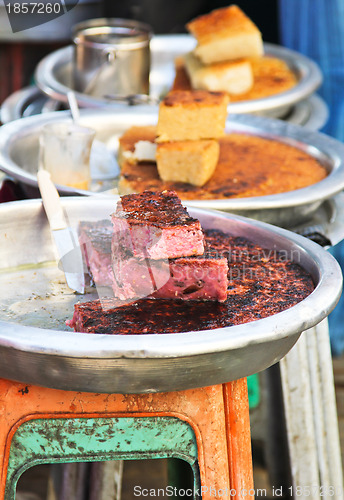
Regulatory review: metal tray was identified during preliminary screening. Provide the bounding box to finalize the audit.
[34,35,322,118]
[0,86,61,124]
[0,108,344,228]
[0,198,341,393]
[0,84,329,131]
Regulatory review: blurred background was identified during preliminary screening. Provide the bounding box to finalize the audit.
[0,0,279,105]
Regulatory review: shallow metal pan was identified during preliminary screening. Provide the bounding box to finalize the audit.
[34,35,322,118]
[0,198,341,393]
[0,108,343,227]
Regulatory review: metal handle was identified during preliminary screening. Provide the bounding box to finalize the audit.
[105,48,116,63]
[103,93,159,105]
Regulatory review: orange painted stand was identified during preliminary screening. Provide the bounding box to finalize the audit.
[0,378,253,500]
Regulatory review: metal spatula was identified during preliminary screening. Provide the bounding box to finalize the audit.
[37,169,85,293]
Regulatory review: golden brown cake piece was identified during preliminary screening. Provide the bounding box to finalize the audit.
[187,5,264,64]
[156,90,229,142]
[183,51,253,95]
[156,139,220,187]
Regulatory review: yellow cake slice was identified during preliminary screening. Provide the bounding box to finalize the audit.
[156,90,229,142]
[187,4,264,64]
[183,51,253,95]
[156,139,220,187]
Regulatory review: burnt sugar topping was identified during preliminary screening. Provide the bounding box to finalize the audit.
[163,90,228,107]
[111,190,205,260]
[117,190,201,228]
[187,5,262,46]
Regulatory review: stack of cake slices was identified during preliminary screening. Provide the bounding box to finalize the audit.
[79,190,228,303]
[155,90,229,187]
[111,190,228,302]
[183,4,264,95]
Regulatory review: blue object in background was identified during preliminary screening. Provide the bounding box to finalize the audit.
[278,0,344,356]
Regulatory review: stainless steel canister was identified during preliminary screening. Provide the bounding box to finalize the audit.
[73,18,152,99]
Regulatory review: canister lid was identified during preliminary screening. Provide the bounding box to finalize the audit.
[73,18,153,50]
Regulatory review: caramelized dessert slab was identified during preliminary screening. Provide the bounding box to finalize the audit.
[118,127,327,200]
[68,229,314,334]
[79,195,228,302]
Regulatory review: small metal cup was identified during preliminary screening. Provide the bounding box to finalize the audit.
[72,18,152,99]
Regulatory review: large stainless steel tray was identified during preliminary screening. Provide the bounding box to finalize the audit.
[34,35,322,118]
[0,85,329,131]
[0,198,341,393]
[0,107,344,227]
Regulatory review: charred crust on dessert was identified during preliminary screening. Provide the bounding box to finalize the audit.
[115,190,202,228]
[71,229,314,335]
[162,90,227,107]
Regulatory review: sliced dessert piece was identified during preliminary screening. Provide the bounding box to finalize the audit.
[111,190,204,259]
[118,126,157,169]
[156,139,219,186]
[183,51,253,95]
[78,220,114,286]
[111,242,228,302]
[118,125,157,165]
[157,255,228,301]
[77,216,227,302]
[156,90,229,142]
[187,4,264,64]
